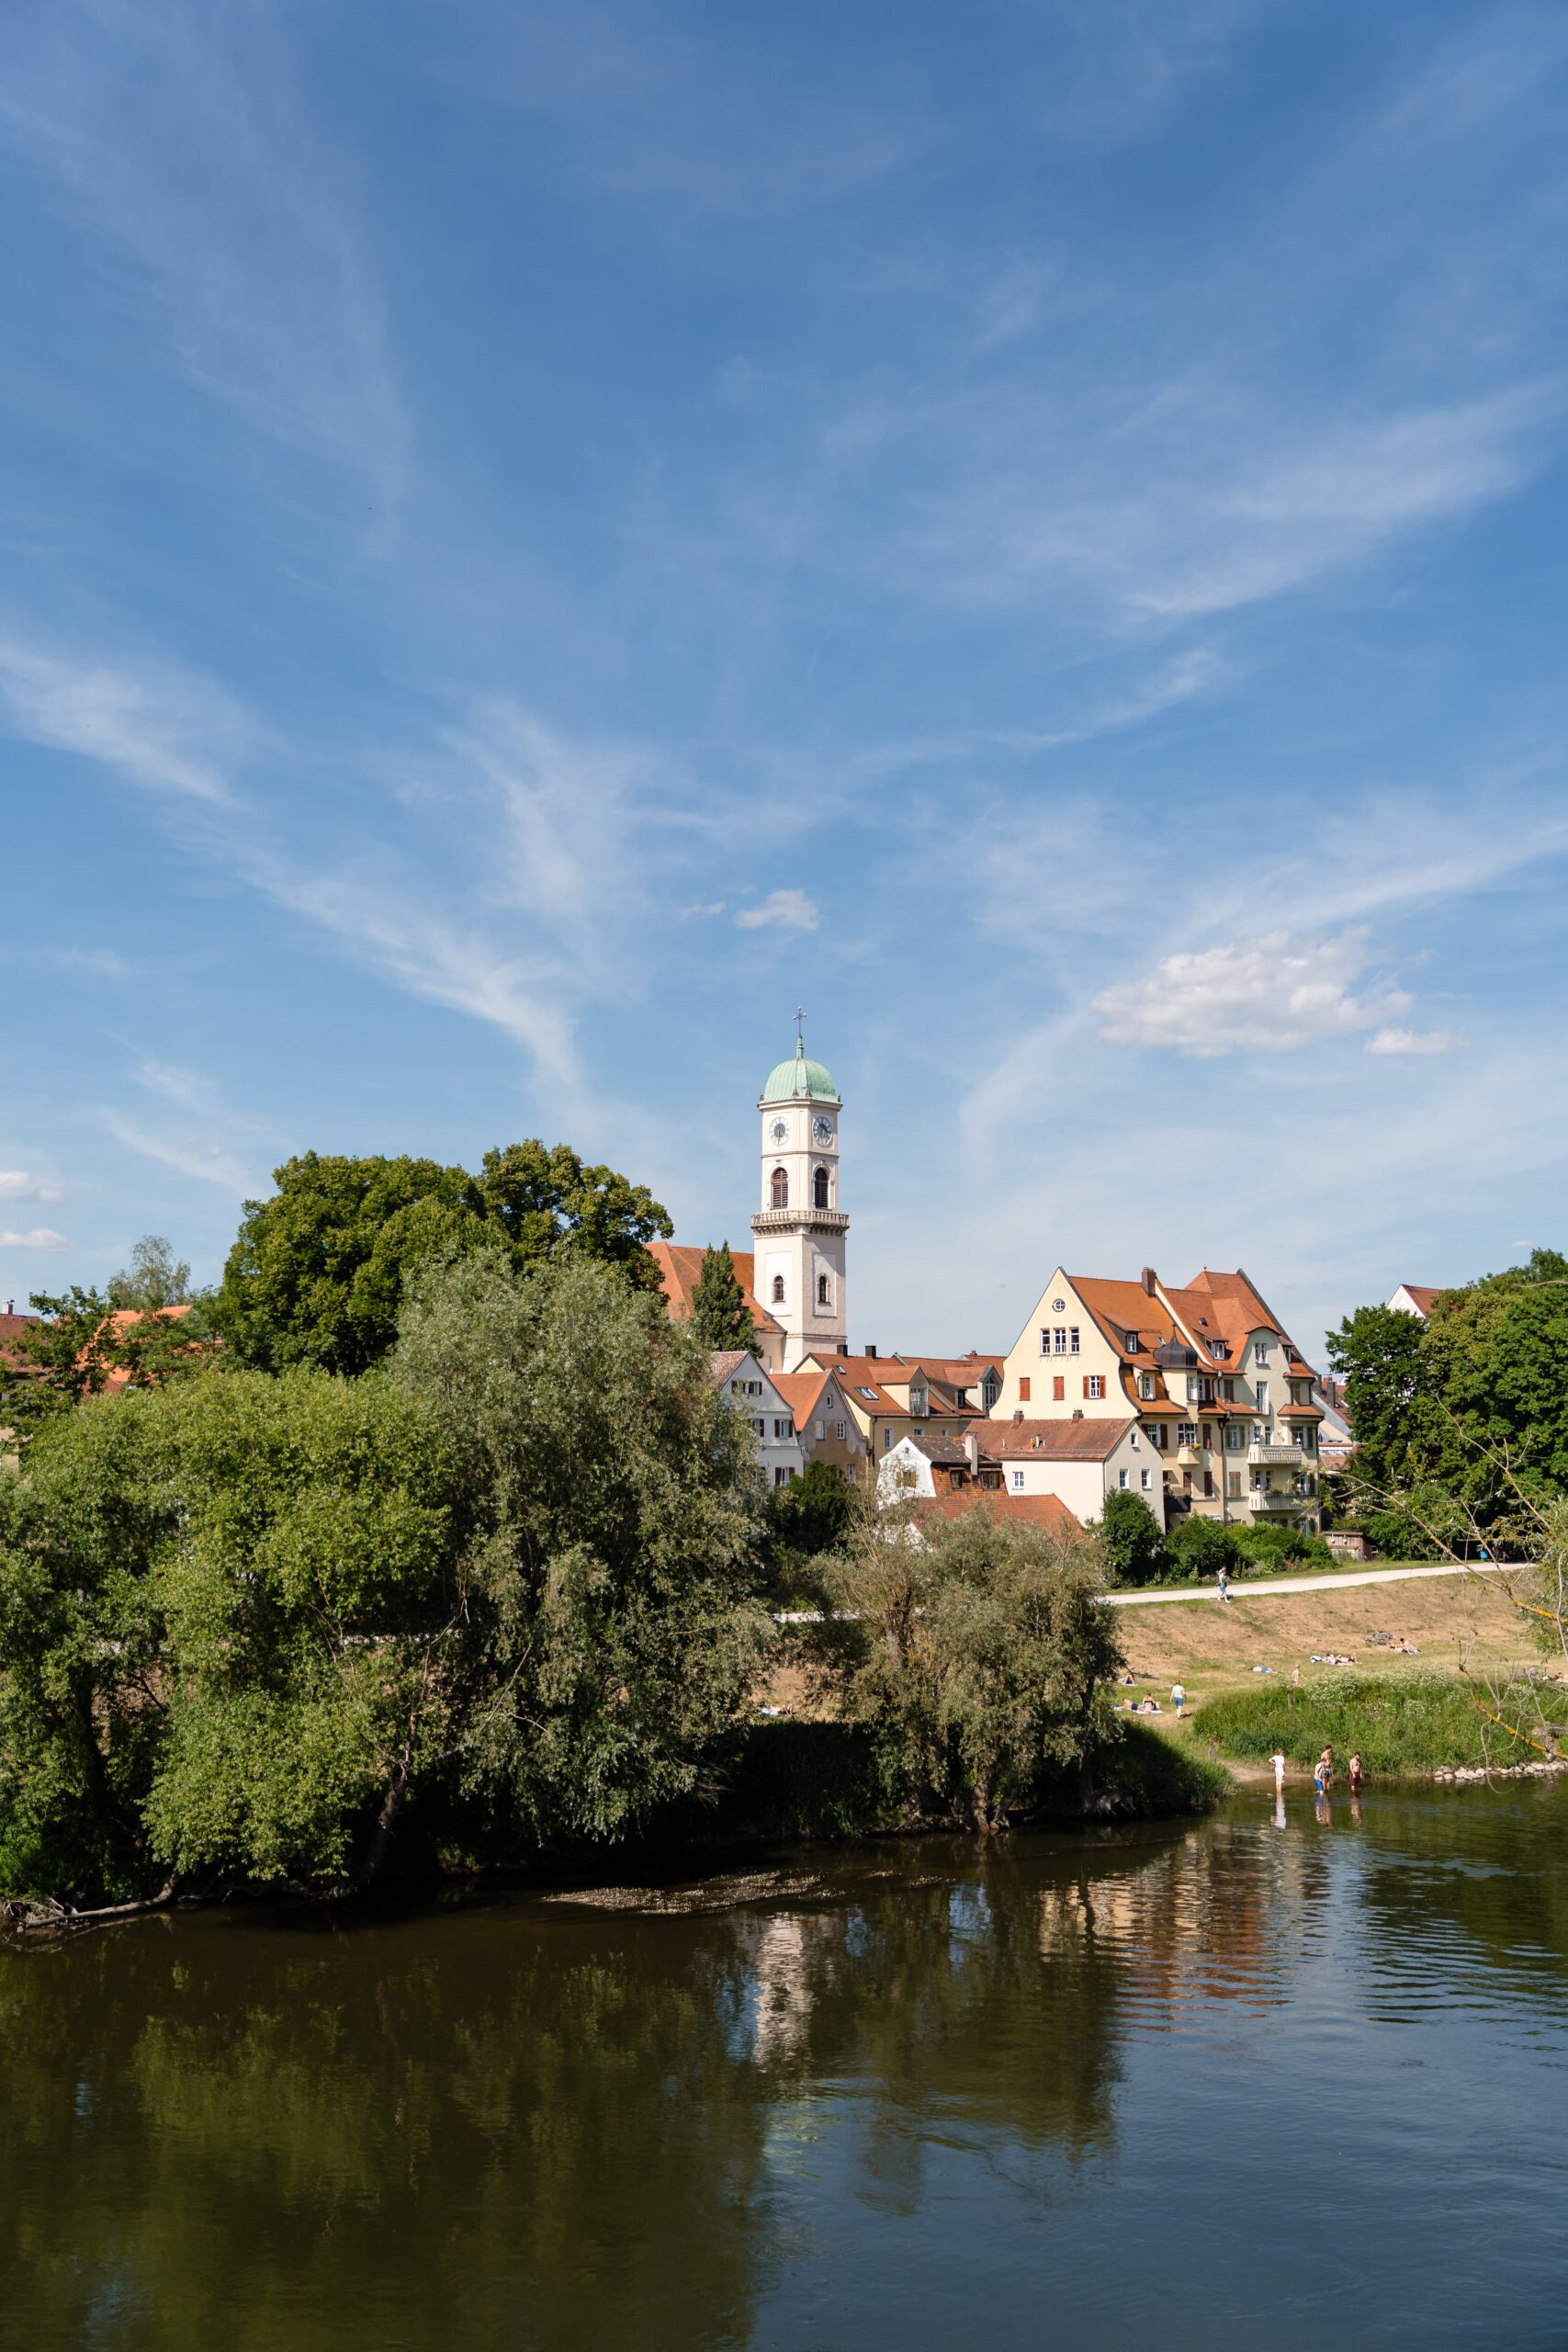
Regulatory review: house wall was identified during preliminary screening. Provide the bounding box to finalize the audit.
[716,1360,806,1488]
[997,1269,1126,1420]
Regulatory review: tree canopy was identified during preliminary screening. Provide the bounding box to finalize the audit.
[1329,1250,1568,1538]
[107,1235,193,1310]
[1093,1489,1168,1586]
[212,1142,672,1376]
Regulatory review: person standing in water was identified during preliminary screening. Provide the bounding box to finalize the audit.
[1314,1747,1334,1797]
[1272,1746,1287,1797]
[1348,1752,1365,1796]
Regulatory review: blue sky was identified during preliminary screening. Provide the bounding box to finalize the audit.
[4,0,1567,1359]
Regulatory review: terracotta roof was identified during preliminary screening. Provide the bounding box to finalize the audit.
[708,1351,752,1385]
[95,1304,200,1391]
[968,1415,1135,1462]
[895,1432,975,1465]
[772,1370,838,1421]
[915,1490,1083,1542]
[649,1243,783,1336]
[1397,1284,1443,1315]
[1278,1403,1324,1419]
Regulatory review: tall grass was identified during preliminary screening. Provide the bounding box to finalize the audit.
[1192,1670,1544,1774]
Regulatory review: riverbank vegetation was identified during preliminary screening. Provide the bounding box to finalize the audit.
[1192,1668,1565,1775]
[1,1209,1215,1919]
[1093,1490,1333,1588]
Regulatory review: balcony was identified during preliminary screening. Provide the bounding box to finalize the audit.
[750,1207,851,1235]
[1247,1442,1301,1468]
[1249,1487,1306,1515]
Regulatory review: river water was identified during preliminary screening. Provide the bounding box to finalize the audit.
[6,1781,1567,2349]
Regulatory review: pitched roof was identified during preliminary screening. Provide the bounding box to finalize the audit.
[893,1432,973,1465]
[968,1415,1135,1462]
[1393,1283,1443,1316]
[772,1370,838,1420]
[915,1490,1083,1541]
[708,1351,752,1385]
[648,1243,783,1336]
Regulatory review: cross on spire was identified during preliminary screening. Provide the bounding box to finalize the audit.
[794,1004,807,1052]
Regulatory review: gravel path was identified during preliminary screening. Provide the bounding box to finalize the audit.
[1107,1561,1506,1608]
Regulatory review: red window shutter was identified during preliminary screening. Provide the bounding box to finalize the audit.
[1019,1376,1031,1402]
[1082,1376,1090,1399]
[1053,1376,1065,1401]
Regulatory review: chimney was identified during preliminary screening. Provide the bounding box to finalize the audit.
[865,1343,877,1360]
[1011,1408,1023,1426]
[964,1431,978,1472]
[836,1341,848,1355]
[1072,1408,1083,1420]
[1141,1266,1157,1296]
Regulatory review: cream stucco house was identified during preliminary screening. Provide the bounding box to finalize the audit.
[710,1351,806,1488]
[995,1265,1324,1532]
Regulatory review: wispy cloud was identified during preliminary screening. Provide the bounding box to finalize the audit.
[0,1171,65,1204]
[0,1227,69,1250]
[1365,1025,1466,1057]
[736,889,819,933]
[0,637,246,804]
[103,1059,269,1197]
[0,0,407,505]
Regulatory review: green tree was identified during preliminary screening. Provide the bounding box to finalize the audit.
[213,1143,674,1377]
[476,1140,671,1293]
[107,1234,193,1309]
[389,1249,771,1847]
[1326,1301,1437,1497]
[1093,1489,1168,1586]
[0,1391,176,1903]
[824,1508,1123,1831]
[687,1242,757,1351]
[1167,1515,1238,1579]
[0,1285,212,1453]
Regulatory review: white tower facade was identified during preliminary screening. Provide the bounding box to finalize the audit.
[751,1032,848,1372]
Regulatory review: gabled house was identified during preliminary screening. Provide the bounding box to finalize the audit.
[1387,1283,1443,1318]
[771,1365,866,1478]
[797,1349,983,1466]
[709,1351,805,1488]
[877,1430,1006,1503]
[996,1264,1325,1531]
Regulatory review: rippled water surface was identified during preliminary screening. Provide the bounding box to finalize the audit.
[6,1781,1568,2348]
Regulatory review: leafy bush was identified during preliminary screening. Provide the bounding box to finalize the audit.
[1361,1509,1440,1563]
[1231,1522,1334,1569]
[1167,1517,1241,1580]
[1095,1489,1168,1586]
[1191,1670,1543,1774]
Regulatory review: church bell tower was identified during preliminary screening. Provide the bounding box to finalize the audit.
[751,1019,848,1371]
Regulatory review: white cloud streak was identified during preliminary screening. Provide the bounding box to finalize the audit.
[0,638,245,804]
[736,889,820,933]
[1365,1026,1466,1057]
[0,1227,69,1250]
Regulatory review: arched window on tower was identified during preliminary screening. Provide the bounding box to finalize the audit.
[818,1272,829,1306]
[772,1274,785,1304]
[770,1167,789,1208]
[812,1164,830,1209]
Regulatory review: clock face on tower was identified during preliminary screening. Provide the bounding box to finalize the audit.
[770,1116,789,1143]
[812,1115,834,1146]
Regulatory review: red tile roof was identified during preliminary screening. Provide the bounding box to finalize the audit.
[649,1243,783,1336]
[968,1415,1135,1462]
[1397,1284,1443,1315]
[915,1490,1083,1542]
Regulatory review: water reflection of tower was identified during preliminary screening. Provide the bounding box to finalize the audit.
[749,1913,817,2064]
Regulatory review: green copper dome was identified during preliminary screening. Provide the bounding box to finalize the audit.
[760,1042,840,1104]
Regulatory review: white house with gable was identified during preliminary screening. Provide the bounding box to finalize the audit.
[711,1351,806,1488]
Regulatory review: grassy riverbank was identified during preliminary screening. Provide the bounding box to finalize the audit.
[1191,1669,1558,1775]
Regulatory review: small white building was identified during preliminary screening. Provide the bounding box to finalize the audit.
[711,1351,806,1488]
[1386,1283,1442,1318]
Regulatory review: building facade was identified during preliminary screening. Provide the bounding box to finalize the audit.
[709,1351,806,1487]
[995,1265,1325,1531]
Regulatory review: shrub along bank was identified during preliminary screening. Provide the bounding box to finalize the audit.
[1192,1669,1554,1775]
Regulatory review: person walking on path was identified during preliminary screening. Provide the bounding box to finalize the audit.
[1272,1746,1287,1798]
[1216,1566,1231,1605]
[1314,1747,1334,1797]
[1348,1752,1365,1796]
[1171,1680,1187,1719]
